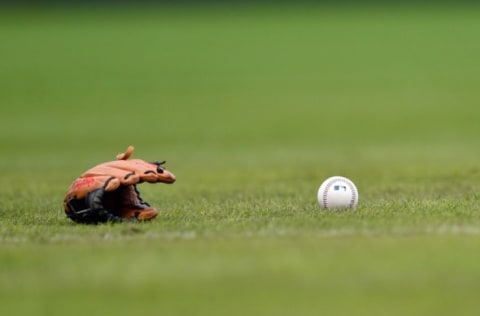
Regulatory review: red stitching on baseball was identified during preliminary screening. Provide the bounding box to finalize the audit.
[322,177,339,208]
[344,180,357,208]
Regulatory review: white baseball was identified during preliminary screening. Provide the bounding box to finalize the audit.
[317,176,359,209]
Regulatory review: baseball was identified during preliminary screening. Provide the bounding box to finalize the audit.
[317,176,359,209]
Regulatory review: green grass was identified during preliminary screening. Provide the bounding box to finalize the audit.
[1,4,480,316]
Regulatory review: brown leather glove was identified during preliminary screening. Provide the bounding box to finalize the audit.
[64,146,176,224]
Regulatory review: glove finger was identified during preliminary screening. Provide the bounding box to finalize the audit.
[139,168,176,183]
[104,177,121,192]
[119,173,140,186]
[139,170,160,183]
[84,164,140,186]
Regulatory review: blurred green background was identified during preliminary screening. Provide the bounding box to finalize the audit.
[2,3,479,162]
[2,2,480,197]
[1,2,480,316]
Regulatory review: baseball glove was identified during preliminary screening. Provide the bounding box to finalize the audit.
[64,146,176,224]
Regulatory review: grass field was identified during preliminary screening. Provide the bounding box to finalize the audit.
[1,3,480,316]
